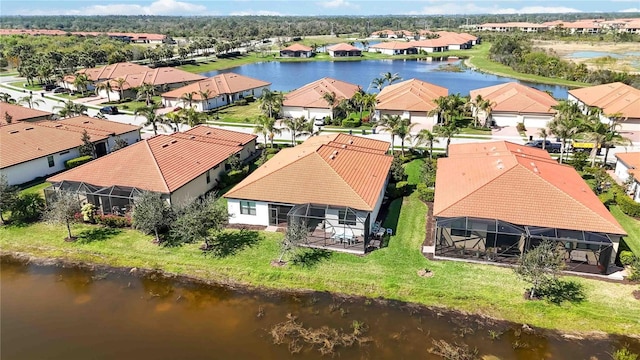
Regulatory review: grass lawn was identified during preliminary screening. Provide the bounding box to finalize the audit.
[611,205,640,256]
[210,101,262,123]
[404,158,425,185]
[1,191,638,335]
[8,80,43,91]
[19,181,51,197]
[111,96,162,113]
[458,127,492,136]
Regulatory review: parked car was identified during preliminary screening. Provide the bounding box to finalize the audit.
[43,84,57,91]
[524,140,562,153]
[99,106,119,115]
[52,87,69,94]
[314,118,325,126]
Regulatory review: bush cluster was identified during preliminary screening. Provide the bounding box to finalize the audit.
[341,119,361,128]
[219,168,248,188]
[416,183,435,202]
[619,250,636,266]
[387,181,410,199]
[516,122,526,132]
[65,155,93,169]
[96,214,132,228]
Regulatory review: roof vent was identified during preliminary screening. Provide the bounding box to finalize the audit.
[516,148,522,152]
[162,144,169,148]
[497,164,504,170]
[530,162,535,167]
[83,121,91,124]
[490,146,496,152]
[533,167,539,174]
[205,131,211,135]
[341,144,347,148]
[55,124,63,127]
[9,130,19,134]
[189,136,196,139]
[25,127,34,130]
[332,150,338,156]
[348,140,354,144]
[171,139,178,144]
[329,154,336,160]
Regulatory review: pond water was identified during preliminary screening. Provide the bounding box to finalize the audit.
[2,257,638,360]
[200,59,569,98]
[567,51,640,59]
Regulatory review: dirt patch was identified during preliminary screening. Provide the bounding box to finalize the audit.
[533,40,640,73]
[417,269,434,278]
[633,290,640,301]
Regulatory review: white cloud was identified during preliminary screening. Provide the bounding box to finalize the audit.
[318,0,358,9]
[230,10,284,15]
[46,0,207,16]
[408,3,581,15]
[619,8,640,12]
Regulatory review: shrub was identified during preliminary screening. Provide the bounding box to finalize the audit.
[81,203,96,223]
[387,181,409,199]
[219,168,247,188]
[265,147,280,155]
[96,214,132,228]
[516,122,526,132]
[628,258,640,282]
[568,151,589,172]
[612,347,639,360]
[234,99,248,106]
[617,192,640,218]
[10,193,45,223]
[390,156,406,182]
[341,119,361,128]
[65,155,93,169]
[619,250,636,266]
[416,183,435,202]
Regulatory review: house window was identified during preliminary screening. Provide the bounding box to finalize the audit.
[47,155,55,168]
[240,201,256,215]
[59,151,70,155]
[338,210,357,226]
[206,171,211,184]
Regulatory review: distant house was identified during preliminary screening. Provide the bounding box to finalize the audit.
[370,29,399,38]
[374,79,448,128]
[46,126,257,213]
[568,82,640,134]
[0,103,52,125]
[224,134,392,254]
[281,77,361,120]
[432,141,626,275]
[409,38,450,53]
[177,125,259,161]
[280,44,314,58]
[327,43,361,57]
[161,73,271,111]
[469,82,558,128]
[97,68,206,101]
[0,117,141,185]
[614,152,640,203]
[368,42,417,55]
[60,62,151,91]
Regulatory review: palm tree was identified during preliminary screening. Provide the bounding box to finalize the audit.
[283,116,308,146]
[114,78,129,101]
[95,81,113,103]
[396,118,416,156]
[165,111,183,132]
[369,77,386,92]
[537,128,549,150]
[136,83,157,106]
[381,72,401,86]
[258,89,284,119]
[179,107,204,128]
[433,121,461,157]
[414,129,439,159]
[0,92,16,103]
[54,100,87,118]
[379,114,401,154]
[322,91,338,120]
[601,116,632,167]
[180,91,196,108]
[548,102,581,164]
[472,94,494,127]
[253,115,273,147]
[199,89,212,111]
[135,105,164,136]
[17,95,44,109]
[429,95,467,125]
[72,73,90,96]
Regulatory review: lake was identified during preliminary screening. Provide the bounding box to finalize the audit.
[2,256,638,360]
[201,59,569,98]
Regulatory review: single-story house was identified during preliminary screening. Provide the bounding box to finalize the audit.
[435,32,474,49]
[374,78,448,128]
[60,62,151,90]
[370,29,399,38]
[409,38,450,53]
[178,125,258,161]
[568,82,640,134]
[46,126,255,213]
[281,77,360,120]
[224,133,393,254]
[0,117,141,185]
[280,44,314,58]
[0,103,52,125]
[161,73,271,111]
[614,152,640,203]
[469,82,558,128]
[368,42,418,55]
[98,68,206,101]
[327,43,362,57]
[431,141,626,275]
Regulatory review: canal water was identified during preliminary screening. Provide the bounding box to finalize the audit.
[2,257,638,359]
[200,59,569,98]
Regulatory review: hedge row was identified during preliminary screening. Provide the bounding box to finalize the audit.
[65,155,93,169]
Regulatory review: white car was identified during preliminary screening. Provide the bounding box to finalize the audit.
[314,118,325,126]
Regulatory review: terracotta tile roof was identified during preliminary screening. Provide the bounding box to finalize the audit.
[283,77,360,108]
[52,116,140,136]
[376,79,448,112]
[327,43,360,52]
[183,125,257,146]
[281,43,313,52]
[102,67,205,90]
[370,42,417,50]
[409,38,451,48]
[78,62,151,81]
[161,73,270,100]
[569,82,640,119]
[371,29,397,36]
[434,141,626,235]
[0,120,117,169]
[48,133,242,193]
[470,82,558,115]
[615,152,640,178]
[0,103,52,125]
[436,31,478,41]
[224,135,392,211]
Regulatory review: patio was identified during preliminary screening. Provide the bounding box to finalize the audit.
[45,180,146,215]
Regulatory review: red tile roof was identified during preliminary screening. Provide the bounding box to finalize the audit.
[434,141,625,235]
[370,42,417,50]
[281,43,313,52]
[616,152,640,182]
[161,72,270,100]
[224,134,392,211]
[283,77,360,109]
[102,67,205,89]
[569,82,640,119]
[470,82,558,115]
[376,79,448,112]
[0,103,52,125]
[183,125,257,146]
[78,62,151,81]
[48,133,243,193]
[327,43,360,52]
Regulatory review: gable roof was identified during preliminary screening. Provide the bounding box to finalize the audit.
[51,116,141,136]
[376,78,448,112]
[283,77,360,109]
[183,124,257,146]
[0,103,52,125]
[78,62,151,81]
[410,38,451,48]
[224,134,392,211]
[161,73,270,100]
[48,133,242,193]
[0,117,136,169]
[434,141,625,235]
[470,82,558,115]
[102,67,205,90]
[569,82,640,119]
[327,43,360,52]
[281,43,313,52]
[370,42,417,50]
[616,152,640,182]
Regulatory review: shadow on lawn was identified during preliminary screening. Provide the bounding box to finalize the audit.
[291,249,333,268]
[203,229,260,258]
[382,198,403,239]
[76,227,123,244]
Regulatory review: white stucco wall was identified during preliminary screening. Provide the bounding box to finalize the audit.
[282,106,331,120]
[1,148,81,186]
[491,113,552,128]
[614,159,632,182]
[324,207,369,237]
[107,130,141,151]
[227,199,270,226]
[169,165,225,206]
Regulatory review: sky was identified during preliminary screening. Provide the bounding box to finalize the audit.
[1,0,638,17]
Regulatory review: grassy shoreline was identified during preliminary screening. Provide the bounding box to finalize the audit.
[1,191,639,335]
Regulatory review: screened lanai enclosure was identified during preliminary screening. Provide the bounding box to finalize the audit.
[435,217,619,275]
[287,203,377,254]
[45,181,147,215]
